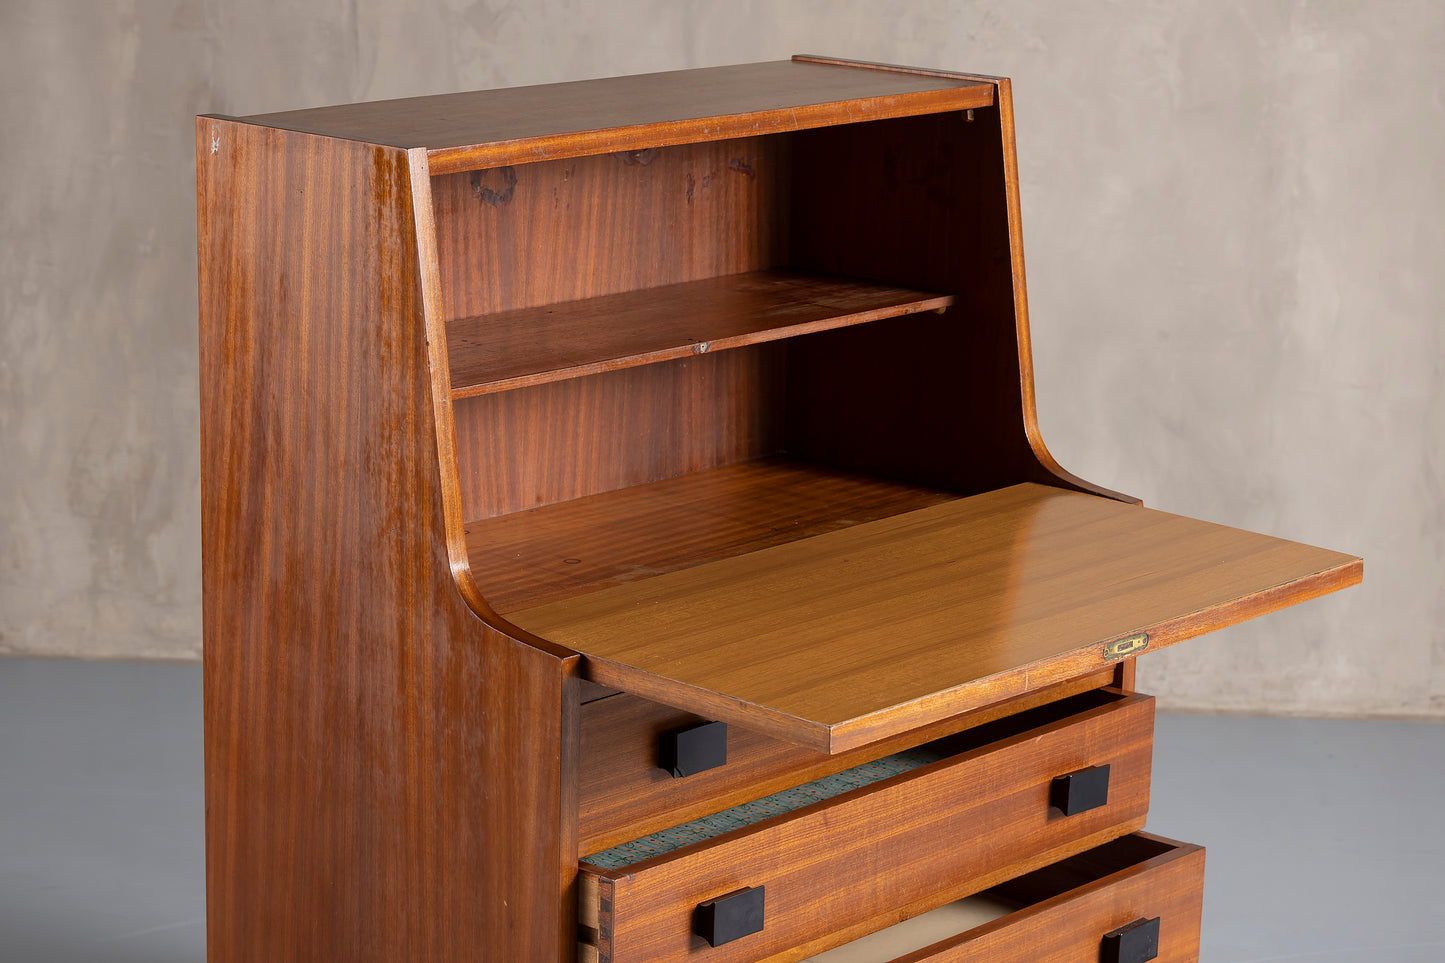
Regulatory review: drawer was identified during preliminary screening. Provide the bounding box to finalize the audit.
[804,833,1204,963]
[578,690,1153,963]
[578,668,1121,855]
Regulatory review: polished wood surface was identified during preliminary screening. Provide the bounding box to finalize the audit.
[785,88,1136,505]
[790,54,1006,84]
[198,120,579,963]
[507,483,1361,753]
[786,57,1121,503]
[233,60,993,173]
[452,348,788,520]
[433,129,796,522]
[894,834,1204,962]
[447,270,954,397]
[577,669,1117,856]
[578,693,1154,963]
[201,58,1360,961]
[430,136,788,320]
[467,458,955,612]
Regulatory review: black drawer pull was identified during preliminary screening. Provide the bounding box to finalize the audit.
[1050,763,1111,816]
[694,885,765,947]
[659,720,728,778]
[1101,916,1160,963]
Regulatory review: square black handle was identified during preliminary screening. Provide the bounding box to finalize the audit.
[1101,916,1161,963]
[659,720,727,778]
[1050,763,1111,816]
[694,886,765,947]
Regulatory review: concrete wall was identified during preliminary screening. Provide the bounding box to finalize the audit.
[2,1,1440,717]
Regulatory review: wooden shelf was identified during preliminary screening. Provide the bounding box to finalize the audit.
[466,458,956,613]
[502,483,1362,754]
[446,270,954,398]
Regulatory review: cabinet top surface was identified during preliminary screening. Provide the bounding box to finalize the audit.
[505,484,1361,754]
[226,58,995,172]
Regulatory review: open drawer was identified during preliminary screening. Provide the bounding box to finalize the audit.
[802,833,1204,963]
[578,690,1153,963]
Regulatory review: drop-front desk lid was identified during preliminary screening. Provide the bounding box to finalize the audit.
[502,483,1360,754]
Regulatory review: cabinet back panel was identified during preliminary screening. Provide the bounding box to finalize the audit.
[453,346,786,520]
[431,136,789,319]
[786,108,1041,495]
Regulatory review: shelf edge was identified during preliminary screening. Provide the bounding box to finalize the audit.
[449,289,956,399]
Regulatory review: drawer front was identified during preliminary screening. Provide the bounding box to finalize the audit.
[887,833,1204,963]
[580,692,1153,963]
[578,668,1120,855]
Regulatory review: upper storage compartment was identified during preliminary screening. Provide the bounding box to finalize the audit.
[286,57,1359,754]
[427,66,1056,526]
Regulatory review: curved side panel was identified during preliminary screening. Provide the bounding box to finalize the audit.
[991,79,1139,505]
[198,121,578,962]
[405,148,590,652]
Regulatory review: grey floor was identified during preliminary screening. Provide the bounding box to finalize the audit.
[0,658,1441,963]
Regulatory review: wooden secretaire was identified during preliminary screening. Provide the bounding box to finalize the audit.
[196,56,1361,962]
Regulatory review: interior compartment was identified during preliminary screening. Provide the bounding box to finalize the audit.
[800,834,1202,963]
[801,898,1015,963]
[432,111,1036,598]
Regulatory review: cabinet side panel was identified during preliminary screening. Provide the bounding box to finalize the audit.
[197,120,578,962]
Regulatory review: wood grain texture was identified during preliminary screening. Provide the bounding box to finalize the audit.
[437,79,1134,542]
[577,670,1117,856]
[198,120,580,963]
[434,132,797,523]
[198,57,1361,961]
[507,483,1362,753]
[1113,658,1138,692]
[231,60,993,173]
[786,93,1136,505]
[467,458,956,613]
[446,270,954,397]
[578,694,1154,963]
[430,136,789,319]
[790,54,1007,85]
[891,834,1204,962]
[452,347,788,520]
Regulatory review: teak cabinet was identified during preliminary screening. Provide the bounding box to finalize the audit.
[197,57,1362,962]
